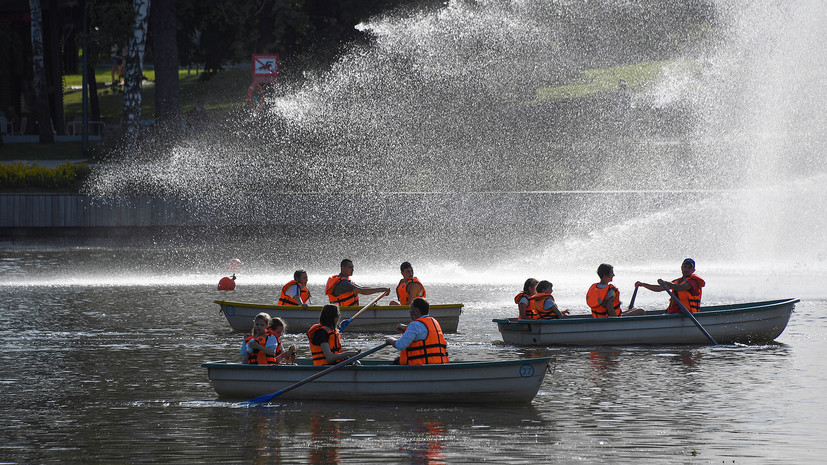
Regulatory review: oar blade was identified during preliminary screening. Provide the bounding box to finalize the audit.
[241,390,283,406]
[338,318,353,332]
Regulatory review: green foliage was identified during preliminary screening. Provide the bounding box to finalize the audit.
[0,162,91,191]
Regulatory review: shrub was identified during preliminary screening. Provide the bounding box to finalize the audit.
[0,162,91,191]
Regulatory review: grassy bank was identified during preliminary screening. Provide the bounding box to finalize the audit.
[61,67,251,124]
[533,59,694,102]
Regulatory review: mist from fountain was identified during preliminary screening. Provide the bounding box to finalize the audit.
[83,0,826,279]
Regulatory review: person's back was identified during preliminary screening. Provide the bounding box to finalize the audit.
[515,278,538,319]
[307,304,359,365]
[386,298,449,365]
[527,280,563,319]
[587,264,621,318]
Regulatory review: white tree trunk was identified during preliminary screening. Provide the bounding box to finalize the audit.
[122,0,151,143]
[29,0,54,143]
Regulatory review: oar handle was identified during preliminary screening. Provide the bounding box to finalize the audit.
[628,285,639,310]
[243,341,392,405]
[339,290,387,331]
[659,282,717,345]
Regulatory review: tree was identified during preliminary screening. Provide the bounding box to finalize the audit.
[150,0,180,128]
[122,0,150,143]
[29,0,54,143]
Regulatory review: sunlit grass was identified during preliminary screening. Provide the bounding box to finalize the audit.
[532,59,698,103]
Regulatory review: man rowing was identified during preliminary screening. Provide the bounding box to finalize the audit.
[636,258,705,313]
[325,258,390,306]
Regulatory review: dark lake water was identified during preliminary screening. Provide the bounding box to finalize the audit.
[1,234,825,464]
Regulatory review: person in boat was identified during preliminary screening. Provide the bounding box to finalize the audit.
[391,261,426,305]
[307,304,361,365]
[278,269,311,308]
[527,280,565,319]
[385,297,449,365]
[635,258,706,314]
[268,317,297,364]
[241,312,277,364]
[325,258,390,306]
[515,278,538,319]
[587,264,645,317]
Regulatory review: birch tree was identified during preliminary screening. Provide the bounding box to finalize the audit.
[122,0,151,143]
[28,0,54,143]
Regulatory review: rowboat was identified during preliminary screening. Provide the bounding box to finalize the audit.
[493,298,798,346]
[216,300,463,333]
[202,357,550,403]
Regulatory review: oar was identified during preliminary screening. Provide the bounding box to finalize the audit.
[242,341,392,405]
[338,291,387,332]
[628,285,639,310]
[659,282,717,345]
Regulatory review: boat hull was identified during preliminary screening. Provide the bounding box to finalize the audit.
[216,300,463,333]
[493,299,798,346]
[203,358,550,403]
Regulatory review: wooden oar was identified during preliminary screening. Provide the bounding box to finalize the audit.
[338,291,387,332]
[242,341,392,405]
[628,285,639,310]
[659,282,717,345]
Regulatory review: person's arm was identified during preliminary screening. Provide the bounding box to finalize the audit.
[249,337,275,356]
[352,284,391,296]
[518,297,529,319]
[288,284,309,309]
[604,287,619,317]
[274,344,296,364]
[545,300,564,319]
[386,321,426,350]
[407,281,424,299]
[657,278,694,292]
[320,341,359,363]
[635,281,665,292]
[241,340,249,357]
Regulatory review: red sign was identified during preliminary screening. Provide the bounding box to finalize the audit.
[252,54,278,84]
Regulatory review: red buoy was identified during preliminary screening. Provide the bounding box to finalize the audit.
[218,274,236,291]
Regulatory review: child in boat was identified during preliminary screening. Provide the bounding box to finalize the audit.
[515,278,538,319]
[526,280,564,319]
[268,317,297,364]
[240,312,278,364]
[307,304,361,365]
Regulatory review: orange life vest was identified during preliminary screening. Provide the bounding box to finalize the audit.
[325,275,359,306]
[668,274,705,314]
[243,334,276,365]
[399,316,449,365]
[396,277,426,305]
[586,283,621,318]
[515,291,538,318]
[307,323,342,366]
[278,280,311,306]
[527,292,559,319]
